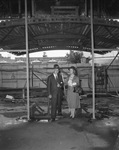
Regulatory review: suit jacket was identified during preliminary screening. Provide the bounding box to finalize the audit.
[47,73,63,96]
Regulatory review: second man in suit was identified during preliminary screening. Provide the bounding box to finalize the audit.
[47,64,64,122]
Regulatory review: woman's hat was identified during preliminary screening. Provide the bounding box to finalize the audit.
[69,66,78,75]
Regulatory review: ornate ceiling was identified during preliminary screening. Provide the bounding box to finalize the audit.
[0,0,119,55]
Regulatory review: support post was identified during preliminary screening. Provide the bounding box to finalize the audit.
[85,0,88,17]
[22,88,25,99]
[32,64,33,87]
[18,0,22,18]
[90,0,95,119]
[9,0,12,18]
[25,0,30,120]
[31,0,35,17]
[97,0,101,18]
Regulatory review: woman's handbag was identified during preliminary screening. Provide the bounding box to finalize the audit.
[73,86,83,95]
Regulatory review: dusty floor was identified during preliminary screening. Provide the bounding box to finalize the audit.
[0,96,119,150]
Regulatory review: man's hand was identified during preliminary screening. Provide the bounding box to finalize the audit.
[48,95,52,99]
[57,83,61,87]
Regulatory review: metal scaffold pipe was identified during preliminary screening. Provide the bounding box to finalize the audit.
[90,0,95,119]
[25,0,30,120]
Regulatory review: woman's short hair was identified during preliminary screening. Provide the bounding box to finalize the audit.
[69,66,78,76]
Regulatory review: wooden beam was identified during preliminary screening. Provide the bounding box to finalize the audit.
[0,27,14,43]
[104,26,118,40]
[0,49,26,52]
[35,34,82,40]
[95,36,119,45]
[94,48,119,51]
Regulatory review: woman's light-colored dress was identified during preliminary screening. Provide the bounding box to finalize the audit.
[67,75,80,109]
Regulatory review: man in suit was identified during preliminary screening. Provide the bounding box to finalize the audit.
[47,64,64,122]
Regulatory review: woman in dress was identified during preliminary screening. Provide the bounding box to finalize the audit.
[66,66,81,118]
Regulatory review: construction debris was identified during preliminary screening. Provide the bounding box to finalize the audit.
[4,95,15,103]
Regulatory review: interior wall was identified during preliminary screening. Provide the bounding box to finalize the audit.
[0,63,118,93]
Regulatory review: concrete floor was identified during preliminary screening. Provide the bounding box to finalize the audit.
[0,97,119,150]
[0,115,118,150]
